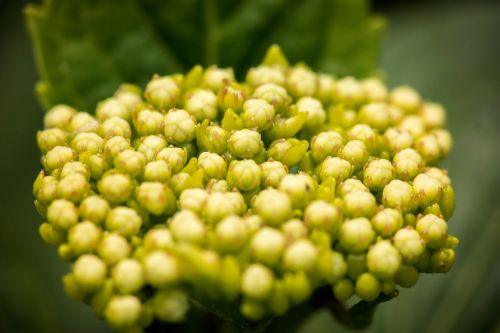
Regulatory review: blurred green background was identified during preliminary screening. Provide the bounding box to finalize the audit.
[0,0,499,332]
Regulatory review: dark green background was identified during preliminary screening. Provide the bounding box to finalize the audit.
[0,0,499,332]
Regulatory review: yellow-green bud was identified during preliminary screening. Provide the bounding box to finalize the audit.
[247,65,285,87]
[253,83,290,112]
[216,215,248,253]
[99,117,132,139]
[251,227,286,265]
[415,134,442,164]
[316,250,347,284]
[98,172,133,204]
[252,188,292,226]
[318,157,353,183]
[97,233,131,265]
[384,128,414,154]
[304,200,342,235]
[286,66,317,98]
[361,78,388,102]
[334,77,365,106]
[71,132,105,156]
[136,135,168,162]
[433,129,453,157]
[363,159,394,191]
[163,109,196,145]
[371,208,403,238]
[240,300,267,321]
[420,102,446,129]
[37,128,67,154]
[296,97,326,129]
[62,273,86,300]
[104,136,130,162]
[393,227,425,263]
[106,207,142,238]
[44,105,76,130]
[112,258,145,294]
[355,272,381,301]
[340,140,369,170]
[73,254,107,292]
[169,210,206,245]
[185,89,218,121]
[43,146,76,172]
[68,112,99,133]
[156,147,187,174]
[399,115,425,138]
[310,131,344,163]
[344,191,378,218]
[143,228,174,252]
[136,182,176,216]
[79,195,109,224]
[241,264,274,300]
[34,174,58,205]
[219,85,246,112]
[227,129,263,159]
[144,75,180,110]
[366,240,401,280]
[283,239,318,272]
[198,152,227,181]
[143,251,180,287]
[281,219,308,244]
[60,161,89,180]
[339,218,375,253]
[68,221,101,255]
[203,66,235,91]
[57,173,89,203]
[96,97,130,122]
[143,160,171,183]
[284,271,312,305]
[260,161,287,188]
[39,222,66,246]
[430,248,455,273]
[333,278,354,301]
[390,86,421,113]
[153,289,189,323]
[315,73,336,104]
[204,192,238,224]
[269,279,290,316]
[227,159,261,191]
[242,99,275,131]
[395,264,419,287]
[132,107,165,138]
[105,295,142,329]
[178,188,209,215]
[278,173,315,209]
[47,199,78,230]
[267,138,309,166]
[416,214,448,249]
[382,179,415,213]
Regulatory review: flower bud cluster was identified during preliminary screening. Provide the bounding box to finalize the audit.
[33,46,457,330]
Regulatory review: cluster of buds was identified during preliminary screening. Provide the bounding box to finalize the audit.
[33,46,457,331]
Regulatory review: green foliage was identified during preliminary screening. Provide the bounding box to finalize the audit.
[24,0,384,111]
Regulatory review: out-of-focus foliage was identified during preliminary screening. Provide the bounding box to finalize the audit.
[24,0,383,111]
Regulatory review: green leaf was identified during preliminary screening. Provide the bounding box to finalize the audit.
[25,0,383,111]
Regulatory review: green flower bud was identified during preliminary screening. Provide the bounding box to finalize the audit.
[227,159,261,191]
[390,86,421,113]
[219,256,242,301]
[281,219,308,244]
[296,97,326,129]
[334,77,365,107]
[433,129,453,157]
[62,273,86,300]
[395,264,419,287]
[106,207,142,238]
[196,124,229,154]
[44,105,76,130]
[219,84,246,112]
[363,159,394,191]
[68,112,99,133]
[355,272,381,302]
[143,251,180,287]
[333,278,354,301]
[177,188,207,214]
[267,138,309,167]
[136,182,176,216]
[226,191,248,215]
[96,97,130,122]
[283,239,318,272]
[278,173,315,209]
[34,174,58,205]
[440,185,455,220]
[253,188,292,226]
[315,73,336,104]
[184,89,218,122]
[346,253,367,280]
[253,83,290,112]
[97,233,131,265]
[247,65,285,87]
[163,109,196,145]
[57,173,89,203]
[316,250,347,284]
[227,129,263,159]
[242,264,274,300]
[339,140,369,170]
[384,128,414,154]
[81,153,110,180]
[416,214,448,249]
[242,99,275,131]
[240,300,266,321]
[114,83,142,109]
[58,243,73,261]
[89,279,114,317]
[103,136,130,161]
[371,208,403,238]
[430,248,455,273]
[286,66,317,98]
[413,173,444,208]
[348,124,377,151]
[203,192,238,224]
[39,222,65,246]
[197,152,227,181]
[144,75,180,110]
[269,279,290,316]
[318,157,353,182]
[99,117,132,139]
[37,128,67,154]
[47,199,78,230]
[260,161,287,188]
[60,161,89,180]
[143,228,174,252]
[310,131,344,163]
[73,254,107,292]
[169,210,206,245]
[284,271,312,305]
[309,229,332,249]
[216,215,248,253]
[393,227,425,263]
[414,249,431,272]
[203,66,235,91]
[43,146,76,172]
[361,78,388,102]
[156,147,187,174]
[415,134,442,164]
[393,148,423,181]
[339,218,375,253]
[399,115,425,138]
[112,258,145,294]
[132,108,163,137]
[68,221,101,255]
[105,295,142,329]
[98,172,133,204]
[251,227,286,265]
[153,289,189,323]
[143,160,171,183]
[366,240,401,280]
[304,200,342,235]
[382,179,415,213]
[344,191,378,218]
[136,135,168,162]
[420,102,446,129]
